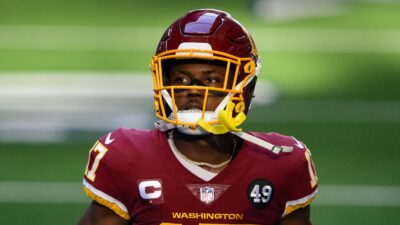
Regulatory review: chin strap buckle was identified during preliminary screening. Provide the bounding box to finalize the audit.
[234,131,294,154]
[154,120,175,131]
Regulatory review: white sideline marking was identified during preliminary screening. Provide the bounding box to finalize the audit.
[250,99,400,124]
[0,181,88,203]
[0,181,399,207]
[0,72,152,98]
[0,25,399,53]
[314,185,400,207]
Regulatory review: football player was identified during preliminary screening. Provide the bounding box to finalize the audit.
[77,9,318,225]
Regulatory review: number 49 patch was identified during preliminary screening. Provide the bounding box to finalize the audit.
[247,179,275,209]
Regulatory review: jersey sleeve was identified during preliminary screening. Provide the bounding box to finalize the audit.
[82,133,133,220]
[281,147,318,218]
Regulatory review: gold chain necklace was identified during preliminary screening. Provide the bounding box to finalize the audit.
[168,131,236,169]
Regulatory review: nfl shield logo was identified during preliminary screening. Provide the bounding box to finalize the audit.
[200,187,215,204]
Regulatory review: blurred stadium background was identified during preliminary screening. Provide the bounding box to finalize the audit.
[1,0,400,224]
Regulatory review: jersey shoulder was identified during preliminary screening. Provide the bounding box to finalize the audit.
[246,131,311,167]
[248,131,308,152]
[84,128,161,220]
[84,128,167,187]
[96,128,164,170]
[246,132,318,216]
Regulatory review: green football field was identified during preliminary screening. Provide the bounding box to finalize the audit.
[1,0,399,224]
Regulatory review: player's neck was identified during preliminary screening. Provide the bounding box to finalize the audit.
[171,130,238,172]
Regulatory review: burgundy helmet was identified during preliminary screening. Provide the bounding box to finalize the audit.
[151,9,260,135]
[156,9,258,77]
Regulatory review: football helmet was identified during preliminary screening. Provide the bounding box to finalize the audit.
[151,9,260,135]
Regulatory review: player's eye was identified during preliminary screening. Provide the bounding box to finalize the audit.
[206,77,218,83]
[204,76,223,87]
[171,75,190,85]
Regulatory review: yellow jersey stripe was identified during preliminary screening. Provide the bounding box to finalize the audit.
[83,185,129,220]
[282,187,318,217]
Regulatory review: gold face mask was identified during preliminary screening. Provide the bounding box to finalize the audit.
[150,48,257,134]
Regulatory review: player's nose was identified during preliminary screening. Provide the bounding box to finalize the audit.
[187,88,204,98]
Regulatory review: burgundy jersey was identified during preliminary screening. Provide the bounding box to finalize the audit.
[83,128,318,225]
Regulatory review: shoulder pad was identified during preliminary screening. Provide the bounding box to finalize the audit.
[97,128,157,170]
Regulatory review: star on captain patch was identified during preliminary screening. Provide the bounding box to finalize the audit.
[186,184,230,205]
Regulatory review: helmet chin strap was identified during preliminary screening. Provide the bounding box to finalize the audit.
[154,102,293,154]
